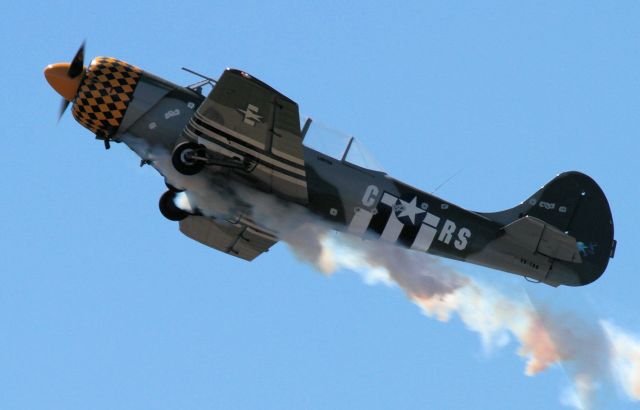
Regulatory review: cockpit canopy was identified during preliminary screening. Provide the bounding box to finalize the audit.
[301,118,384,172]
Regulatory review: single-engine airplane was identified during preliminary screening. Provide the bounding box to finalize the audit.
[45,44,616,287]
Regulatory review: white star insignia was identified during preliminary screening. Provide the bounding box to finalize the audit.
[397,196,425,224]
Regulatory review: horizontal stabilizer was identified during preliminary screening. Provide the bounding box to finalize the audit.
[503,216,582,263]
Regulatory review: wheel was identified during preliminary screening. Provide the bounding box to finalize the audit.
[172,142,205,175]
[159,191,189,221]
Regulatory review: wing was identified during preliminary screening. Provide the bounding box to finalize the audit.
[185,69,308,204]
[179,215,278,261]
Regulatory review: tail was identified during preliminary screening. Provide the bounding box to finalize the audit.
[480,172,615,286]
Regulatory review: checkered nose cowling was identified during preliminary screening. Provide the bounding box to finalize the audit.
[71,57,142,136]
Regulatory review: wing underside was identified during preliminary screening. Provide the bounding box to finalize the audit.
[185,69,308,204]
[179,215,278,261]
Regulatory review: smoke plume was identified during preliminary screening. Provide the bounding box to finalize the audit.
[285,228,640,409]
[125,136,640,409]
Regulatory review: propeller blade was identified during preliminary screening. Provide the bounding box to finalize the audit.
[67,41,85,78]
[58,98,70,121]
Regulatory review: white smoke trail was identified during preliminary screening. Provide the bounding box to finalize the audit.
[602,322,640,401]
[123,135,640,409]
[284,227,640,410]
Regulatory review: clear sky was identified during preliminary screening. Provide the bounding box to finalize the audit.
[2,1,639,409]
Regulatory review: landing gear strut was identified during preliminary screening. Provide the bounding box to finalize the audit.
[159,191,189,221]
[171,141,258,176]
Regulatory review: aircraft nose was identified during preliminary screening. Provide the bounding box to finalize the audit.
[44,62,83,101]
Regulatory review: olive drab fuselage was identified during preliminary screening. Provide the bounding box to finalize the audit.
[45,52,616,288]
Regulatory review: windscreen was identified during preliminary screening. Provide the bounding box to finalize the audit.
[301,118,384,172]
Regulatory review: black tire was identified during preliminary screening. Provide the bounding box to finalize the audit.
[172,142,205,175]
[159,191,189,221]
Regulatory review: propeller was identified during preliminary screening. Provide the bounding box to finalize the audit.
[58,97,71,120]
[68,41,85,78]
[44,41,86,120]
[45,43,113,151]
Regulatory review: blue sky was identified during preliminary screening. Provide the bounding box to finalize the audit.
[2,1,639,409]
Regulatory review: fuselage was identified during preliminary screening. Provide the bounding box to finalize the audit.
[303,148,498,259]
[96,60,502,268]
[46,55,614,288]
[108,67,533,285]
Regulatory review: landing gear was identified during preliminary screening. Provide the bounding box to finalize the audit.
[159,190,189,221]
[171,141,258,176]
[171,142,205,175]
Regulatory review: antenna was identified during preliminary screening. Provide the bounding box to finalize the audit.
[181,67,217,83]
[341,136,355,162]
[181,67,217,95]
[431,167,464,194]
[301,117,313,140]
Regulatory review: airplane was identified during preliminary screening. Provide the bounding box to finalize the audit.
[44,43,616,287]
